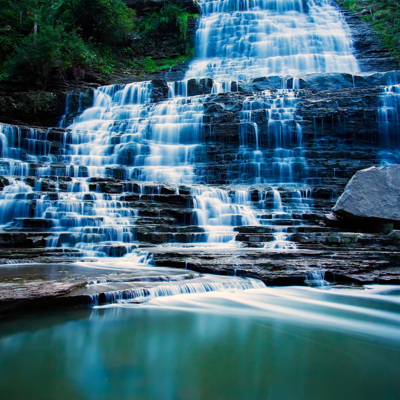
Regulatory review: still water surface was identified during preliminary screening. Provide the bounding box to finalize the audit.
[1,285,400,400]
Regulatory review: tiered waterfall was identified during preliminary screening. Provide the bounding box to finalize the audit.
[1,0,398,260]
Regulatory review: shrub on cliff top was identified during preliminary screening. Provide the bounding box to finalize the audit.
[0,0,134,84]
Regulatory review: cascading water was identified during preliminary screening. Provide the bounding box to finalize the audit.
[378,84,400,165]
[191,186,259,243]
[67,82,203,184]
[85,274,266,305]
[186,0,359,82]
[2,4,400,396]
[233,89,306,184]
[183,0,358,247]
[0,0,361,256]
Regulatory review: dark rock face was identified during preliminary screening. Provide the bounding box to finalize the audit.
[332,165,400,230]
[187,78,214,96]
[151,79,170,103]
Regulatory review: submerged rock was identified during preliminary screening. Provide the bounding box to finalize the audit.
[331,165,400,231]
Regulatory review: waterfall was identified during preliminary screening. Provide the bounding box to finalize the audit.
[68,83,203,184]
[186,0,359,82]
[232,89,306,184]
[87,274,266,305]
[191,186,259,243]
[378,84,400,165]
[0,0,361,256]
[305,268,329,286]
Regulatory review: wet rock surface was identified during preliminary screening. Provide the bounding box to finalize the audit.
[2,231,400,317]
[151,246,400,285]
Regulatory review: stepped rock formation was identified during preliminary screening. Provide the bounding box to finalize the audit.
[1,0,400,315]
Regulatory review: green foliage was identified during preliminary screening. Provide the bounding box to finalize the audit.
[139,54,194,72]
[132,3,194,40]
[10,25,96,82]
[129,3,199,72]
[56,0,135,45]
[0,0,134,84]
[343,0,357,11]
[0,72,10,81]
[141,56,158,71]
[339,0,400,65]
[0,0,198,84]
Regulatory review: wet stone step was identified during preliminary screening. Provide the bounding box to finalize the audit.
[10,218,56,229]
[134,225,205,234]
[235,233,276,243]
[234,226,276,234]
[88,244,137,257]
[0,247,84,263]
[285,226,333,233]
[0,232,57,248]
[136,210,193,224]
[233,225,329,234]
[259,218,304,226]
[292,213,324,221]
[134,232,209,244]
[292,232,400,246]
[135,217,178,226]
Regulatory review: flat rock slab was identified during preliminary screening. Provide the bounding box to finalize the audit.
[0,262,197,317]
[2,244,400,318]
[149,246,400,285]
[332,165,400,227]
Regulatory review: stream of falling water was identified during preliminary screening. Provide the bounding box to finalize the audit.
[187,0,359,81]
[0,0,364,256]
[378,84,400,164]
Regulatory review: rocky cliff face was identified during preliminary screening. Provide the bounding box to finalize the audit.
[331,165,400,228]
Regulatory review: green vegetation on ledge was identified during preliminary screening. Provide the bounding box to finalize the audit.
[130,3,198,72]
[139,54,195,72]
[0,0,198,86]
[339,0,400,65]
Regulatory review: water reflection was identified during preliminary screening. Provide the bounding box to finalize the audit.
[0,286,399,400]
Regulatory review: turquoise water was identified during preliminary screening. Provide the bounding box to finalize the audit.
[1,285,400,400]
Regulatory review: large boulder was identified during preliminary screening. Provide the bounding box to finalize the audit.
[329,165,400,231]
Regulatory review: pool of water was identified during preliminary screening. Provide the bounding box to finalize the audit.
[1,285,400,400]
